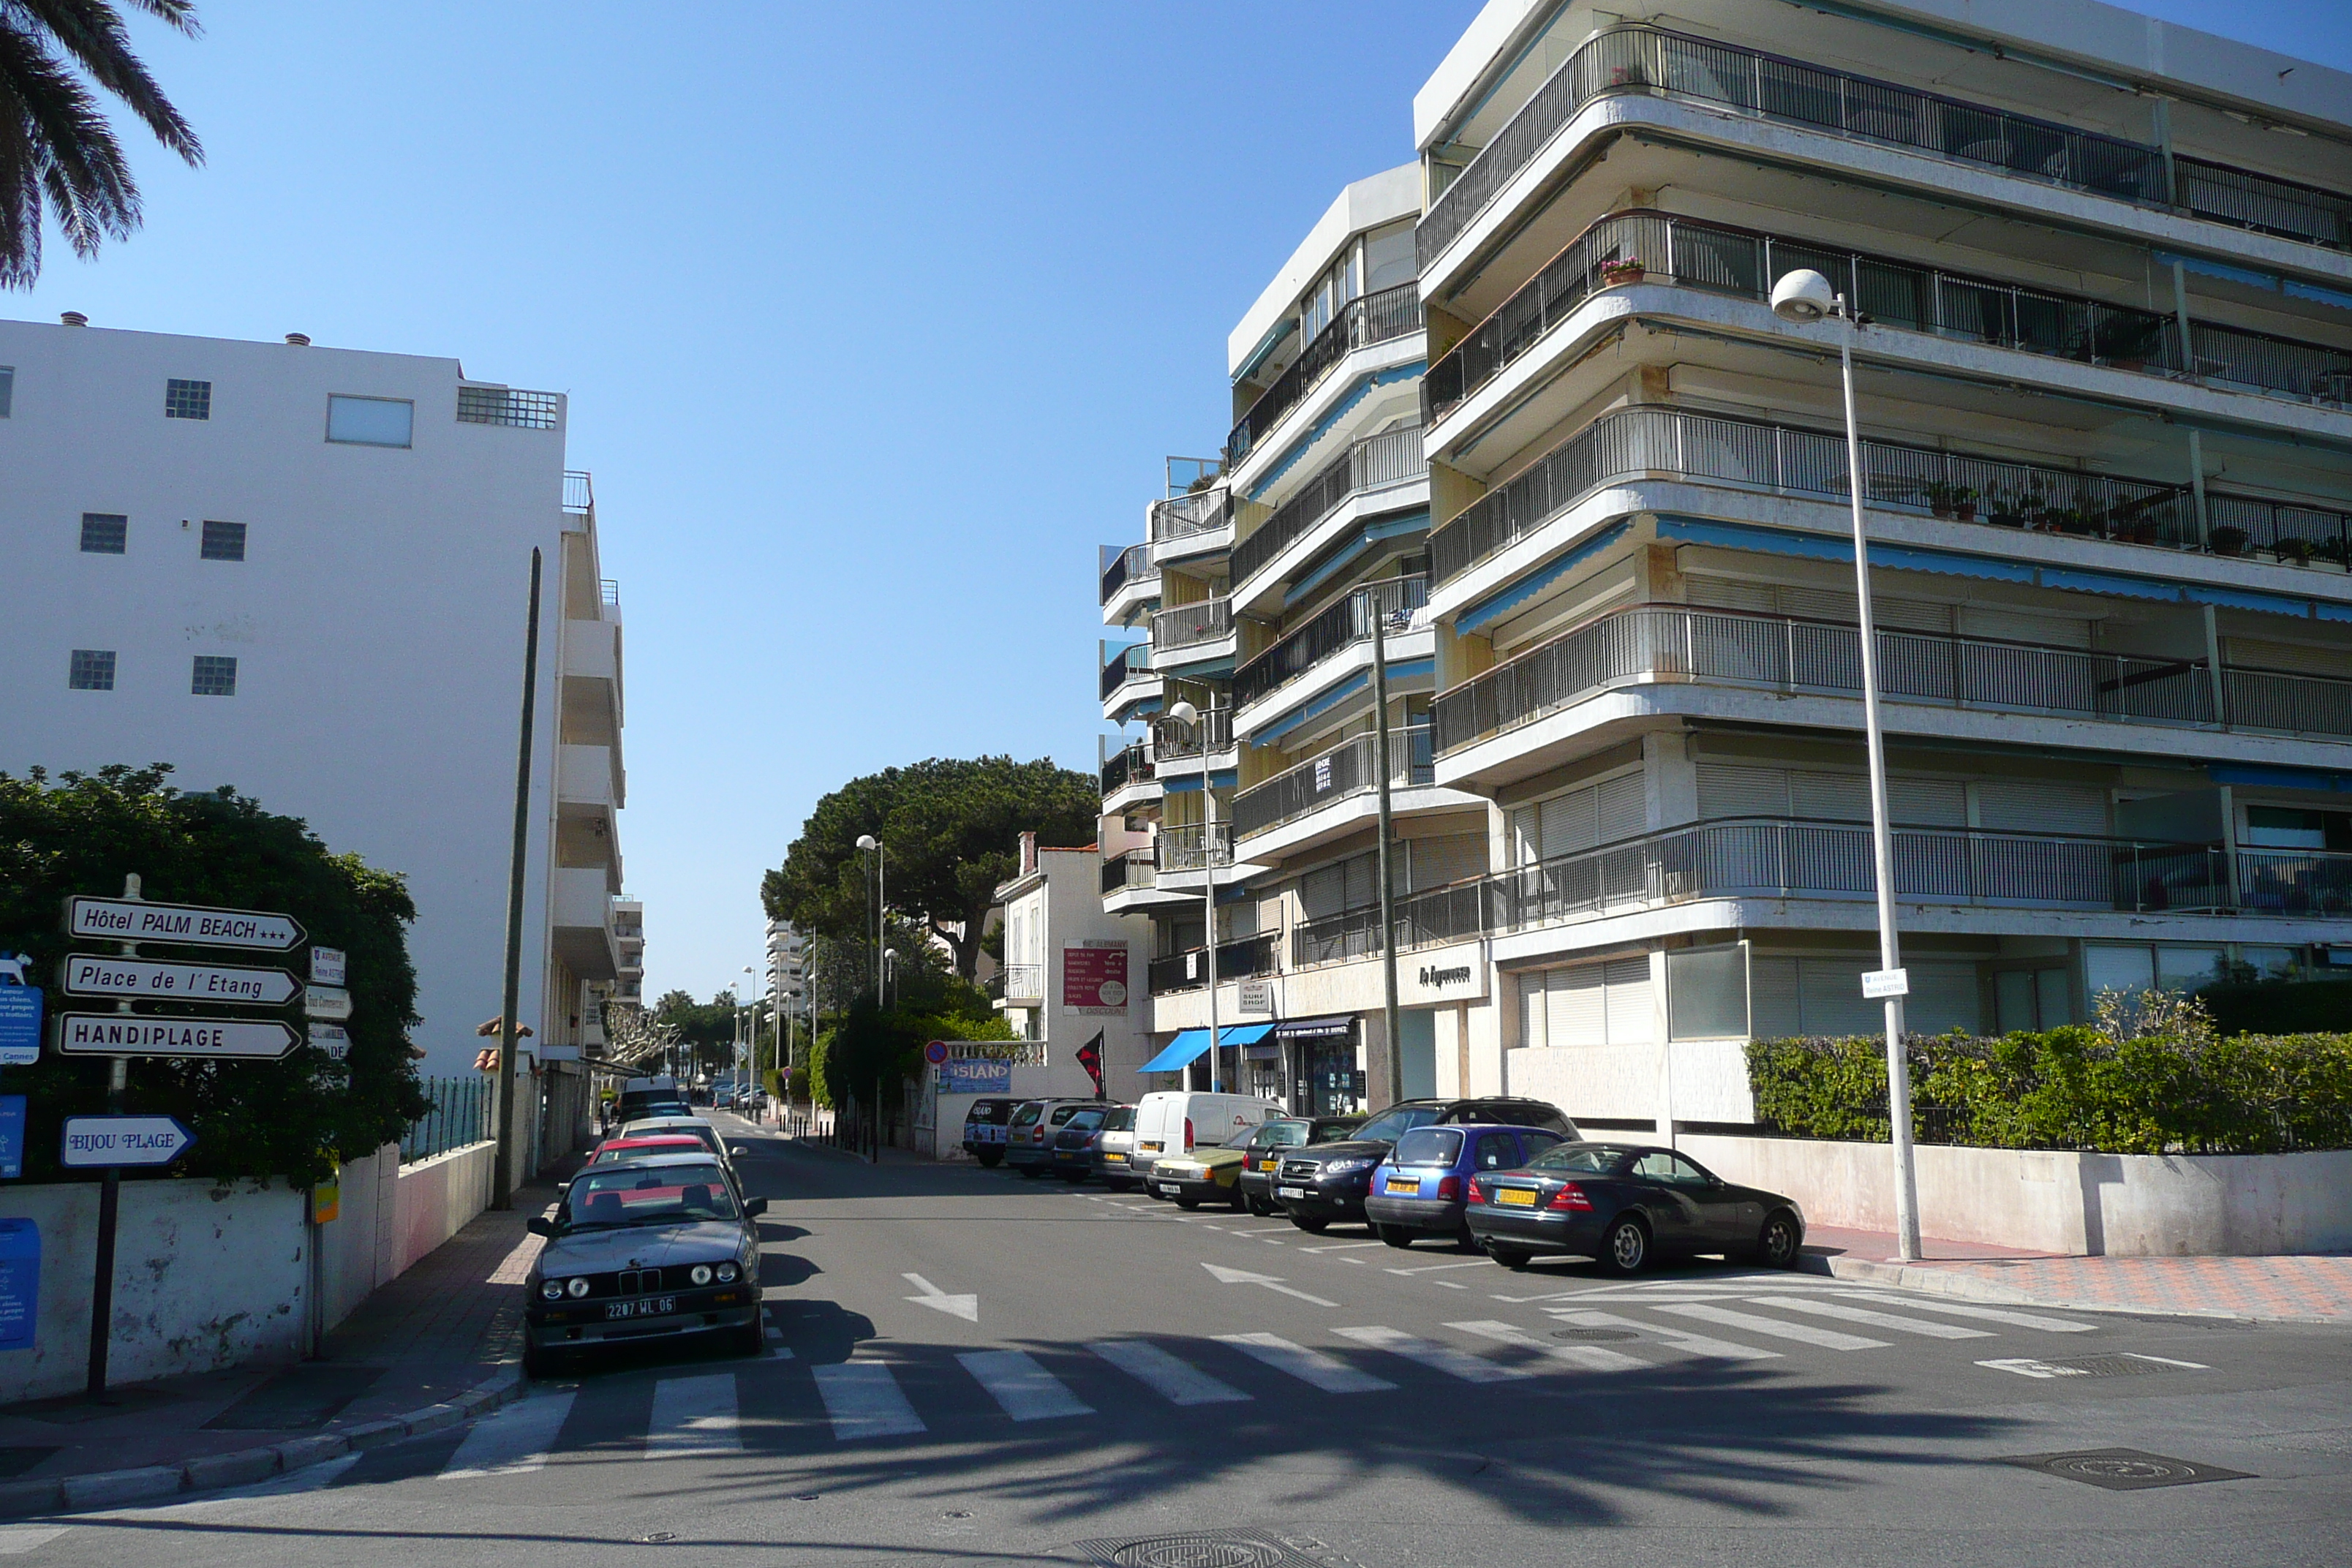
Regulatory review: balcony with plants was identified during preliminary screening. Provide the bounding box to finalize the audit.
[1232,575,1432,736]
[1223,282,1425,475]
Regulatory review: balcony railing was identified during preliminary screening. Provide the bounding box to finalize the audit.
[1154,706,1235,761]
[1101,644,1155,701]
[1153,597,1234,653]
[562,470,594,514]
[1232,423,1430,589]
[1101,541,1157,605]
[1102,741,1154,797]
[2238,849,2352,917]
[1418,23,2351,267]
[1156,821,1233,872]
[1431,603,2352,755]
[1232,727,1436,842]
[1148,935,1281,995]
[1151,486,1234,546]
[1101,848,1157,896]
[1226,282,1425,467]
[999,964,1044,1002]
[1233,575,1430,711]
[1428,403,2352,585]
[1423,208,2352,425]
[600,578,620,608]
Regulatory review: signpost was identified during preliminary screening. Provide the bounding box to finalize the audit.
[52,1013,301,1060]
[59,954,299,1006]
[64,896,302,951]
[59,1115,197,1169]
[309,947,347,987]
[303,986,353,1021]
[923,1039,951,1067]
[308,1022,351,1060]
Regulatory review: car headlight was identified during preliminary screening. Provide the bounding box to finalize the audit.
[540,1279,565,1302]
[1323,1158,1374,1175]
[690,1264,714,1286]
[717,1261,739,1283]
[567,1277,591,1298]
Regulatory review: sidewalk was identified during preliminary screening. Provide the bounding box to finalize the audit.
[0,1164,574,1516]
[1802,1223,2352,1324]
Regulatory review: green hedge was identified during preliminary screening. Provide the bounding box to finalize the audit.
[1746,1029,2352,1156]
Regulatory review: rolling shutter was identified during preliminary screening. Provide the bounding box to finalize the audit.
[1749,958,1802,1038]
[1959,606,2092,649]
[1888,777,1967,827]
[1545,964,1607,1048]
[1798,959,1880,1036]
[1907,963,1982,1034]
[1789,770,1869,822]
[1603,957,1654,1045]
[1597,772,1647,843]
[1541,788,1599,859]
[1976,780,2108,837]
[1520,971,1548,1051]
[1405,833,1488,892]
[1697,764,1789,820]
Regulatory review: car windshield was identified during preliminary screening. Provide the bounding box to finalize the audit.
[966,1100,1011,1125]
[1392,1128,1464,1166]
[1529,1143,1637,1175]
[564,1163,739,1228]
[593,1139,698,1163]
[1102,1107,1135,1131]
[1065,1109,1105,1132]
[1254,1121,1308,1147]
[1009,1104,1044,1129]
[1351,1106,1441,1144]
[1049,1105,1088,1127]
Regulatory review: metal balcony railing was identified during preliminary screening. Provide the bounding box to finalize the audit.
[1225,282,1425,467]
[1232,423,1429,589]
[1423,208,2352,425]
[2237,849,2352,917]
[1232,727,1436,842]
[1233,576,1429,712]
[600,578,620,609]
[1148,935,1281,995]
[1101,742,1154,796]
[1100,541,1157,605]
[1156,821,1233,872]
[1100,644,1154,701]
[1152,597,1234,653]
[1101,848,1157,896]
[1154,706,1234,761]
[1429,603,2352,755]
[1150,487,1233,546]
[1418,23,2351,267]
[1428,403,2352,585]
[999,964,1044,1001]
[562,470,594,514]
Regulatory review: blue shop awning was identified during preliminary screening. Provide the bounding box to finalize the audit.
[1137,1022,1275,1073]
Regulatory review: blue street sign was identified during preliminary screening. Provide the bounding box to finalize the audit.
[0,1098,23,1180]
[940,1059,1012,1095]
[0,987,40,1068]
[59,1115,198,1169]
[0,1220,37,1351]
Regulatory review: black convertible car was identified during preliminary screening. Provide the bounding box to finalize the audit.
[1465,1142,1804,1274]
[524,1150,766,1375]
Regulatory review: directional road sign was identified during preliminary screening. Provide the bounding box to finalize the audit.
[59,954,299,1006]
[304,986,353,1021]
[53,1012,301,1060]
[308,1022,351,1060]
[61,1115,197,1169]
[309,947,347,986]
[65,895,304,951]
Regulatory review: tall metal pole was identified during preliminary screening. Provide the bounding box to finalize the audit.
[492,547,543,1212]
[1837,306,1922,1262]
[1201,729,1221,1094]
[1370,587,1403,1110]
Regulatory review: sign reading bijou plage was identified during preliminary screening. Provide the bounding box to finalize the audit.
[65,895,304,951]
[53,1011,301,1060]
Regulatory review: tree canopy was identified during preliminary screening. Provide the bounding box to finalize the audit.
[762,755,1096,979]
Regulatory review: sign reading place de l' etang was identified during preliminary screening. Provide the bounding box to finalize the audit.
[65,896,304,951]
[59,954,301,1006]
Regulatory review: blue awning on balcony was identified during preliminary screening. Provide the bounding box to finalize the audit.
[1457,521,1630,632]
[1139,1022,1275,1073]
[1161,770,1237,793]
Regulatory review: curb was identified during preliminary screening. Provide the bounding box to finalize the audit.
[0,1367,526,1520]
[1801,1251,2346,1325]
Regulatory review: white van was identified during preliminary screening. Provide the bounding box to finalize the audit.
[1131,1092,1278,1186]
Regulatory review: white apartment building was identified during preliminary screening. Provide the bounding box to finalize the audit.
[613,897,646,1014]
[0,316,630,1086]
[1103,0,2352,1133]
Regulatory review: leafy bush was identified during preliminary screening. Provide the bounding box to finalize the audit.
[0,766,431,1185]
[1746,994,2352,1156]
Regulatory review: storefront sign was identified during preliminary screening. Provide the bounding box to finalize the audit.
[941,1058,1013,1094]
[1063,943,1129,1014]
[1236,979,1275,1016]
[1397,941,1489,1005]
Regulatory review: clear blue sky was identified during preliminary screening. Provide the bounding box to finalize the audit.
[12,1,2348,1006]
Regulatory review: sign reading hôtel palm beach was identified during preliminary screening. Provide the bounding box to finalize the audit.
[64,896,304,951]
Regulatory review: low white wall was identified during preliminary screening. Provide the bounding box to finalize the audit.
[1679,1133,2352,1256]
[391,1140,496,1278]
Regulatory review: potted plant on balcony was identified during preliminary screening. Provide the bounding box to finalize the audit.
[2209,524,2249,557]
[2274,535,2315,566]
[2092,312,2166,372]
[2317,537,2351,570]
[1923,480,1978,521]
[1599,255,1646,287]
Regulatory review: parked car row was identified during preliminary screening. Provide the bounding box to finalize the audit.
[962,1090,1806,1275]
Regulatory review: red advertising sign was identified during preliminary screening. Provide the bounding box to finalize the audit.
[1063,944,1128,1013]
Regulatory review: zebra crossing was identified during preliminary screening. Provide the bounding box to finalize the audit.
[394,1285,2107,1479]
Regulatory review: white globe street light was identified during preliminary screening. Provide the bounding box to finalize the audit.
[1163,699,1222,1093]
[1773,267,1922,1264]
[855,833,884,999]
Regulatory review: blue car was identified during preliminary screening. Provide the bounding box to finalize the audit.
[1365,1123,1569,1248]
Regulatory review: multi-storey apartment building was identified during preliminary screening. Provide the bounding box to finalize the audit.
[1106,0,2352,1132]
[613,898,647,1013]
[0,315,630,1083]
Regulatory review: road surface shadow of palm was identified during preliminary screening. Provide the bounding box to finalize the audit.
[766,1298,876,1364]
[755,1220,815,1243]
[665,1336,2021,1529]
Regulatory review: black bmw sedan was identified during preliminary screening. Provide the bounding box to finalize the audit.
[1465,1142,1804,1275]
[523,1150,768,1375]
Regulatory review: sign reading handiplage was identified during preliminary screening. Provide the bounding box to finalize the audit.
[1062,943,1129,1014]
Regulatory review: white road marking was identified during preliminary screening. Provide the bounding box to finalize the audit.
[1201,1262,1338,1308]
[813,1361,927,1440]
[902,1272,979,1322]
[1980,1352,2208,1380]
[1758,1296,1994,1339]
[1383,1260,1492,1276]
[1448,1319,1647,1371]
[1654,1303,1887,1351]
[1297,1240,1385,1253]
[0,1528,69,1554]
[646,1373,742,1459]
[1433,1279,1467,1289]
[440,1390,576,1479]
[1831,1293,2100,1333]
[957,1350,1093,1421]
[1089,1339,1252,1406]
[1549,1307,1780,1362]
[1335,1324,1531,1383]
[1215,1333,1397,1394]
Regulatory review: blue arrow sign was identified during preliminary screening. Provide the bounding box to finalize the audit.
[59,1115,198,1169]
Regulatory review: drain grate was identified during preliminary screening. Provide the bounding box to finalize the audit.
[1979,1352,2207,1380]
[2001,1448,2252,1491]
[1554,1327,1638,1343]
[1071,1531,1333,1568]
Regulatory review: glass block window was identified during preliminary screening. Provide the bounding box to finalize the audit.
[200,520,246,561]
[0,366,13,418]
[79,513,127,554]
[325,394,414,448]
[456,385,560,429]
[191,655,238,696]
[69,649,116,690]
[165,378,212,420]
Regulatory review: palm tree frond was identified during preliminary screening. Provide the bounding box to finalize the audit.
[12,0,202,162]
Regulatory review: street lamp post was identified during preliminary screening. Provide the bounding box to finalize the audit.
[1166,700,1221,1093]
[1771,267,1923,1263]
[856,833,885,1000]
[1369,583,1403,1111]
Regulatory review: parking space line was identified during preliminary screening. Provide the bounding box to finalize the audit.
[1089,1339,1253,1406]
[1383,1261,1491,1276]
[1654,1303,1887,1351]
[1335,1325,1532,1383]
[957,1349,1094,1421]
[1448,1319,1648,1371]
[1298,1240,1385,1253]
[1758,1297,1995,1340]
[1215,1333,1398,1394]
[1550,1307,1779,1362]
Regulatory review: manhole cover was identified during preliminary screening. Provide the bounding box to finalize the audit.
[1072,1531,1331,1568]
[1554,1327,1637,1342]
[1979,1352,2207,1380]
[2000,1448,2253,1491]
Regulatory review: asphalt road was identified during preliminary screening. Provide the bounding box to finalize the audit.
[19,1115,2352,1567]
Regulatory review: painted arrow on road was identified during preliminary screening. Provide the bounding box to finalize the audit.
[1201,1262,1338,1308]
[902,1272,979,1322]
